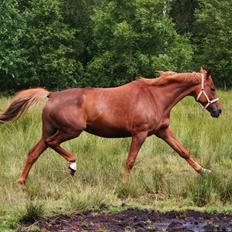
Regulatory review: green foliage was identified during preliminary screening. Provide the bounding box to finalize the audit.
[20,202,44,223]
[1,0,232,90]
[88,0,193,86]
[193,0,232,88]
[171,0,198,34]
[0,0,83,91]
[0,215,19,232]
[61,0,101,66]
[188,175,215,207]
[0,0,27,91]
[21,0,84,89]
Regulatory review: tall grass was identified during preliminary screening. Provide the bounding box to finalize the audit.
[0,91,231,230]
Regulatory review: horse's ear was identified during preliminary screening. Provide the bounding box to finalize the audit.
[206,67,212,78]
[200,66,205,73]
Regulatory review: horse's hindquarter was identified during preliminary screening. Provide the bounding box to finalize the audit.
[43,89,88,132]
[84,84,160,138]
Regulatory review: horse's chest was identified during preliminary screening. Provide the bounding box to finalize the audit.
[130,114,161,133]
[147,116,170,134]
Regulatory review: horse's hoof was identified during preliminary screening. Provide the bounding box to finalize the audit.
[18,178,25,185]
[69,167,76,176]
[200,168,212,176]
[69,162,76,176]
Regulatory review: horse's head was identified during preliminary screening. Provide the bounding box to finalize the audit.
[194,67,222,118]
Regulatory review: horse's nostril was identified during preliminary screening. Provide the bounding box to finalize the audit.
[211,109,221,118]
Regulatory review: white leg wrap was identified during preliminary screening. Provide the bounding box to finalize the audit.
[69,162,77,171]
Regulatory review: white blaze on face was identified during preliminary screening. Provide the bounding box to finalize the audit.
[69,162,77,171]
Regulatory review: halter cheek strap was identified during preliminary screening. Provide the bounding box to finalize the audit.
[196,74,219,109]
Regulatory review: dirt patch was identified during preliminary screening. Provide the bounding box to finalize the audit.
[21,208,232,231]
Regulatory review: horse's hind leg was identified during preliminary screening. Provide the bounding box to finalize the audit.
[18,138,47,184]
[45,129,83,175]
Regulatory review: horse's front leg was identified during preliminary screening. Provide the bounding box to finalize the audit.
[155,128,211,174]
[123,131,148,183]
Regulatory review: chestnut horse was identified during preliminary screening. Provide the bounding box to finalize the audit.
[0,67,221,184]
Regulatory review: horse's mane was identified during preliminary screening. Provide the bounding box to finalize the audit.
[139,71,198,86]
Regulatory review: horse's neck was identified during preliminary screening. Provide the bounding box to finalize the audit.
[152,79,195,116]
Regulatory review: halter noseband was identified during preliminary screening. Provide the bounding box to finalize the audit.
[196,74,219,109]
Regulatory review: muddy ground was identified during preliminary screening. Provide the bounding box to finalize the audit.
[19,208,232,232]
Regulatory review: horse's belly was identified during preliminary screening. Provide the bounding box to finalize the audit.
[85,125,131,138]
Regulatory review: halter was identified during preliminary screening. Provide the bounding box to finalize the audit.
[196,74,219,109]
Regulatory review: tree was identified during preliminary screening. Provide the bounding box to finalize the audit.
[0,0,84,91]
[193,0,232,88]
[0,0,27,92]
[20,0,83,89]
[61,0,101,67]
[170,0,198,34]
[87,0,193,87]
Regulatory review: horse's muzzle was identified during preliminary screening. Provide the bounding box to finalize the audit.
[210,109,222,118]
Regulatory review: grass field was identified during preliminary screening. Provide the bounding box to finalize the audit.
[0,91,231,231]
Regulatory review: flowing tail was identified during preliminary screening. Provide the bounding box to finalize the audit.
[0,88,50,123]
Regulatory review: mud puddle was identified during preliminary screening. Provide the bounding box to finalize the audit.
[20,208,232,231]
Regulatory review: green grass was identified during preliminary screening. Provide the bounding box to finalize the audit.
[0,91,232,230]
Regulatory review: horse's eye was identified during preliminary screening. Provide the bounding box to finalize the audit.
[211,88,215,92]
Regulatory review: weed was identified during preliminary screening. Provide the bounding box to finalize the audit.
[20,202,44,223]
